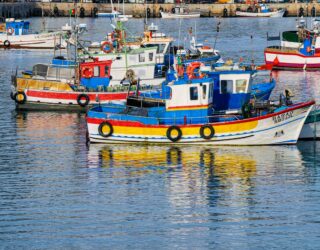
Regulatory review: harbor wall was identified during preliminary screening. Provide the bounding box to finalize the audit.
[1,3,320,18]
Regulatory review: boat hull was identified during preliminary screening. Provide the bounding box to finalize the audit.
[87,101,314,145]
[235,9,284,17]
[264,48,320,70]
[14,89,128,111]
[299,109,320,140]
[160,12,200,19]
[0,32,66,49]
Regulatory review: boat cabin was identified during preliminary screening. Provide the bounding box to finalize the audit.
[4,19,30,36]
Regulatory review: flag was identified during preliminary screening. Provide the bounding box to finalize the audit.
[69,9,75,15]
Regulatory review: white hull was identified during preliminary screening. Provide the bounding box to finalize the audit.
[160,11,200,19]
[0,32,66,49]
[299,109,320,139]
[88,103,314,145]
[235,9,284,18]
[265,49,320,69]
[110,77,165,87]
[281,40,302,49]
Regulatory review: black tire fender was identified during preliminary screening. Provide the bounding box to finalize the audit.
[171,8,175,14]
[98,121,113,137]
[14,91,27,105]
[166,126,182,142]
[199,124,215,140]
[77,93,90,107]
[4,40,10,48]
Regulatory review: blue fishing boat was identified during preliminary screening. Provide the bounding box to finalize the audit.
[86,65,314,145]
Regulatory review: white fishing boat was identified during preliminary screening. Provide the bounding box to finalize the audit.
[299,108,320,140]
[0,18,67,49]
[161,5,200,19]
[236,4,285,18]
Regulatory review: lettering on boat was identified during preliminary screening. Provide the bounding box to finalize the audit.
[272,111,293,124]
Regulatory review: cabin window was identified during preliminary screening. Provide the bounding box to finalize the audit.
[104,66,109,76]
[235,79,247,93]
[190,87,198,100]
[220,80,233,94]
[209,83,213,98]
[149,53,153,61]
[139,54,145,62]
[202,85,207,99]
[94,66,100,77]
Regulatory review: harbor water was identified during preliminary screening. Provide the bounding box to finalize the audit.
[1,17,320,249]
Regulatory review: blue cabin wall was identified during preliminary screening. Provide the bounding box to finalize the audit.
[80,77,111,90]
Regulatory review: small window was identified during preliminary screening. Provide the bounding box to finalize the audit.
[94,66,100,77]
[149,53,153,61]
[139,54,145,62]
[104,66,109,76]
[202,85,207,99]
[220,80,233,94]
[235,79,247,93]
[209,83,213,98]
[190,87,198,100]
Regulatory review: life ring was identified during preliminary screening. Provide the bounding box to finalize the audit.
[7,28,14,35]
[14,91,27,105]
[98,121,113,137]
[223,8,228,17]
[199,124,215,140]
[77,93,90,107]
[186,62,204,79]
[81,66,93,78]
[101,41,113,53]
[80,7,85,18]
[166,126,182,142]
[4,40,10,48]
[171,8,175,14]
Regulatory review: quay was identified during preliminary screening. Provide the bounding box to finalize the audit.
[1,1,320,18]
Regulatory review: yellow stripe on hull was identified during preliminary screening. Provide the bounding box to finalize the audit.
[112,120,258,137]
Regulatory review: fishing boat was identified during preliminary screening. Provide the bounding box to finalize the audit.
[0,18,67,49]
[235,4,285,18]
[299,108,320,140]
[86,64,314,145]
[10,57,146,111]
[160,5,200,19]
[264,37,320,70]
[81,21,162,86]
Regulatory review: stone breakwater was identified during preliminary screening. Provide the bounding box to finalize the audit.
[1,2,320,19]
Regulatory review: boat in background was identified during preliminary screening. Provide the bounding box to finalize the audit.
[299,108,320,140]
[10,57,148,111]
[160,5,200,19]
[0,18,67,49]
[236,4,285,18]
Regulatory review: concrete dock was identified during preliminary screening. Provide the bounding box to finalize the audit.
[1,2,320,19]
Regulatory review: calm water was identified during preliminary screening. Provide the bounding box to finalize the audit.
[1,17,320,249]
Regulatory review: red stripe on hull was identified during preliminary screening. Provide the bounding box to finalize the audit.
[87,101,315,127]
[26,90,129,101]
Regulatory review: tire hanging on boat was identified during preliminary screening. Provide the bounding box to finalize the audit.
[147,7,151,18]
[10,92,15,100]
[199,125,215,140]
[77,93,90,107]
[3,40,10,48]
[166,126,182,142]
[98,121,113,137]
[171,8,175,14]
[14,91,26,105]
